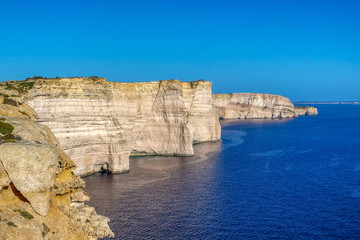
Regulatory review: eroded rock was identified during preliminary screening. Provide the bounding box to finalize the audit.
[294,106,318,116]
[0,143,58,216]
[0,97,114,239]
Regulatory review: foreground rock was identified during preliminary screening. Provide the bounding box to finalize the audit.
[294,106,318,116]
[213,93,298,119]
[14,77,221,176]
[0,98,114,239]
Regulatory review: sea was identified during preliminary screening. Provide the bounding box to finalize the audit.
[84,104,360,240]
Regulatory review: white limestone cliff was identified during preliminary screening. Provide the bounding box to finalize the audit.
[212,93,298,119]
[23,78,221,176]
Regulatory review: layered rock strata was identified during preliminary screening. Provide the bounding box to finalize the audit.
[19,77,221,176]
[294,106,318,116]
[0,98,113,239]
[213,93,298,119]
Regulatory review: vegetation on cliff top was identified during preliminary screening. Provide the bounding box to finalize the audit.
[89,76,102,81]
[5,81,35,94]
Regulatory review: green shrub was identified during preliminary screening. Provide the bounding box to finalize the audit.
[20,211,34,219]
[3,81,35,94]
[17,82,35,93]
[42,222,50,237]
[26,76,43,80]
[5,83,16,91]
[0,121,14,135]
[0,93,10,98]
[190,81,198,89]
[7,221,17,227]
[1,134,20,142]
[89,76,101,81]
[15,210,34,220]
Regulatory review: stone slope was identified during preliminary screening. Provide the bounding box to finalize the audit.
[213,93,298,119]
[20,77,221,176]
[0,97,113,239]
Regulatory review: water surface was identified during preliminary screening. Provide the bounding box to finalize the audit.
[85,105,360,239]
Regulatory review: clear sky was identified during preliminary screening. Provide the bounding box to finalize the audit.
[1,0,359,101]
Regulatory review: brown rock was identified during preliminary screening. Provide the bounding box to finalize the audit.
[0,143,58,216]
[0,98,114,239]
[294,106,318,116]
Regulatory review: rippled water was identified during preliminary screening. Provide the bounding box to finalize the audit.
[84,105,360,239]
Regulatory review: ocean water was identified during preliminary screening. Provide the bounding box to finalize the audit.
[84,105,360,239]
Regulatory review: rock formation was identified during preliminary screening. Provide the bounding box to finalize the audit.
[294,106,318,116]
[10,77,222,176]
[0,97,114,239]
[212,93,298,119]
[1,78,318,177]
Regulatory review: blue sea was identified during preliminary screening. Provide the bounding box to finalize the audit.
[84,104,360,239]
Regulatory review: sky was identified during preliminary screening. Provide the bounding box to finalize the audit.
[0,0,359,101]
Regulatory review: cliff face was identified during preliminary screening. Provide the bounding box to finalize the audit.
[294,106,318,116]
[0,97,113,239]
[23,78,221,176]
[212,93,298,119]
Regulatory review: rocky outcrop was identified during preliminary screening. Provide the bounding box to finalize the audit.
[213,93,298,119]
[17,77,221,176]
[0,98,114,239]
[294,106,318,116]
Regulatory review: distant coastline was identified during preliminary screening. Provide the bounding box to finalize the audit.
[295,101,360,105]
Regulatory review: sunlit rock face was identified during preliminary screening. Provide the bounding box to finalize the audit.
[25,78,221,176]
[294,106,318,116]
[0,98,113,240]
[212,93,298,119]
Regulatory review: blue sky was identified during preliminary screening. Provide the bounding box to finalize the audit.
[0,0,359,101]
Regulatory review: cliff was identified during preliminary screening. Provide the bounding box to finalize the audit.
[1,78,318,177]
[294,106,318,116]
[0,96,113,239]
[212,93,298,119]
[15,77,221,176]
